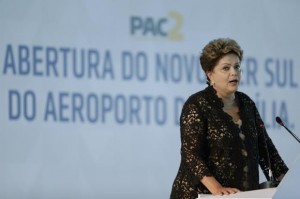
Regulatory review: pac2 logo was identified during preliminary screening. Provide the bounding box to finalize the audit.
[130,11,183,41]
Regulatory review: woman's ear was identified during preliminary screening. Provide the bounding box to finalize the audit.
[206,71,212,81]
[206,71,215,86]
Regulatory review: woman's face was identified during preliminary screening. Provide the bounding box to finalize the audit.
[207,53,241,97]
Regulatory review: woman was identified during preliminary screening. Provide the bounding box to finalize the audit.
[170,38,288,198]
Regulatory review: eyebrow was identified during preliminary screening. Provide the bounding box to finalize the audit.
[220,62,240,66]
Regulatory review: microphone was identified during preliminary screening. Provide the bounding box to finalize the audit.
[275,116,300,144]
[258,123,279,189]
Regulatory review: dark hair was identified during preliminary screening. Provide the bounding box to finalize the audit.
[200,38,243,74]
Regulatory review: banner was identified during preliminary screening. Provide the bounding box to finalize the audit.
[1,1,299,198]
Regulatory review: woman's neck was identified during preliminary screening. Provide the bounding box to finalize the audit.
[217,92,236,109]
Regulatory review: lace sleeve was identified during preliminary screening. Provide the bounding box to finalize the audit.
[180,102,212,181]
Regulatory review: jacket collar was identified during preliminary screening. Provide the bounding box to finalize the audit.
[204,86,240,109]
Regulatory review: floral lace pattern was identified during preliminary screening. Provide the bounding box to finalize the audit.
[170,86,288,199]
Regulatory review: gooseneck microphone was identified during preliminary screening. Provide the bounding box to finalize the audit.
[275,116,300,144]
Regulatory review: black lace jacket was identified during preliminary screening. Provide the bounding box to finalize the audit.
[170,86,288,199]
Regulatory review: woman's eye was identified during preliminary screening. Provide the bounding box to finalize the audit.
[222,66,230,71]
[235,65,241,70]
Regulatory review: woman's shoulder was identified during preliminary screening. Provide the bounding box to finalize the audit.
[184,86,217,107]
[186,88,209,102]
[236,91,255,105]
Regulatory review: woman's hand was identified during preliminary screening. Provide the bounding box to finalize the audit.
[211,186,240,196]
[276,174,285,182]
[201,176,240,195]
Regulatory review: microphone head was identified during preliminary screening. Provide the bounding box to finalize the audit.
[275,116,284,126]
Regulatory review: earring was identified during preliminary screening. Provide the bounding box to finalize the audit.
[210,81,215,86]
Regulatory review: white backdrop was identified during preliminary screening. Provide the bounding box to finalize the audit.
[1,0,300,198]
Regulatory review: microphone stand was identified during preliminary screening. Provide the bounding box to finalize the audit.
[259,178,279,189]
[258,123,279,189]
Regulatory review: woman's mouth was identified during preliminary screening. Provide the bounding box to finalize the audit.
[229,79,239,85]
